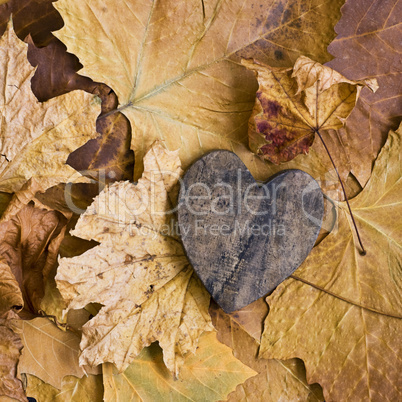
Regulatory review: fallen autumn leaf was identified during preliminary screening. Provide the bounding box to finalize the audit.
[56,143,214,376]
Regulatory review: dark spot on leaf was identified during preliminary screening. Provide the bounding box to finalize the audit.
[282,9,292,24]
[274,50,284,60]
[256,120,272,133]
[257,97,283,118]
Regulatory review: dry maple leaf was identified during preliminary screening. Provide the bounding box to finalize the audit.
[0,21,100,193]
[242,56,378,164]
[260,124,402,400]
[53,0,343,181]
[210,303,324,402]
[326,0,402,188]
[56,143,214,376]
[103,332,256,402]
[0,319,26,402]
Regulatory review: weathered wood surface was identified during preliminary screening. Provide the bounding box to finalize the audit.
[178,151,324,313]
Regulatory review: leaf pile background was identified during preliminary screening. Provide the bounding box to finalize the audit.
[0,0,400,401]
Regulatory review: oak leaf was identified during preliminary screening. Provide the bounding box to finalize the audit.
[326,0,402,188]
[54,0,343,181]
[103,332,256,402]
[0,21,100,193]
[56,143,213,376]
[260,124,402,400]
[242,56,377,164]
[210,303,324,402]
[0,319,26,402]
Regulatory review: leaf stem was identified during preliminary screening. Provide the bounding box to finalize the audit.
[38,310,80,336]
[315,129,366,255]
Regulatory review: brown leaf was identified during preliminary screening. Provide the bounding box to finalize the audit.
[27,36,95,102]
[326,0,402,188]
[67,88,134,184]
[260,124,402,400]
[56,143,213,376]
[0,320,26,402]
[0,183,69,316]
[0,260,23,317]
[210,304,324,401]
[242,56,377,164]
[0,0,62,46]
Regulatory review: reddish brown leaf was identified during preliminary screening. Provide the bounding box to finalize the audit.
[243,57,377,165]
[27,36,95,102]
[67,88,134,184]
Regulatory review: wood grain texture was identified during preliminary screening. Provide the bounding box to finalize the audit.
[178,151,323,313]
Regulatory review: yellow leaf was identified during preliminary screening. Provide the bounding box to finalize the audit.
[56,143,213,376]
[260,124,402,400]
[0,21,100,193]
[291,125,402,315]
[103,332,256,402]
[210,303,324,402]
[242,56,377,164]
[25,373,103,402]
[54,0,344,180]
[13,318,90,390]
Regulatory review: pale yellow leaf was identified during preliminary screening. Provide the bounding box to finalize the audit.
[0,21,100,193]
[103,332,256,402]
[56,143,213,376]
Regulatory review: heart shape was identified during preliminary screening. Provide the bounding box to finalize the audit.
[178,151,324,313]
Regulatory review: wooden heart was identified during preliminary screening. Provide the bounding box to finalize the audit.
[178,151,324,313]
